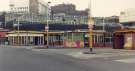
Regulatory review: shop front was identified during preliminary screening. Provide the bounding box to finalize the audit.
[114,29,135,50]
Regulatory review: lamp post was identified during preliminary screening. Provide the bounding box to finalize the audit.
[46,1,51,48]
[14,14,25,46]
[88,0,94,52]
[84,0,95,54]
[13,17,20,46]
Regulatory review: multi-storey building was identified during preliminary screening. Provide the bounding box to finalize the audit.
[2,0,51,28]
[9,0,50,15]
[50,3,88,25]
[120,9,135,28]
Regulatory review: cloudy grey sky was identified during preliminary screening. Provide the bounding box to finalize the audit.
[0,0,135,17]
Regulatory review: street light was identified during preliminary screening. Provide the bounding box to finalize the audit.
[88,0,94,52]
[13,18,20,46]
[14,14,25,46]
[46,1,51,48]
[84,0,95,54]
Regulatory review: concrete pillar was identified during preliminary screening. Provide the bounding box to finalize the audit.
[22,36,24,46]
[110,33,112,44]
[13,36,14,45]
[39,36,41,45]
[97,34,99,43]
[32,36,34,45]
[25,36,27,45]
[63,34,64,47]
[30,36,32,45]
[23,36,25,46]
[43,36,44,45]
[40,36,43,45]
[26,36,28,46]
[8,36,11,45]
[52,35,54,47]
[40,36,42,45]
[20,36,22,46]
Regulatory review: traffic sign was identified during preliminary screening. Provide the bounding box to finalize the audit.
[45,26,49,31]
[88,24,93,29]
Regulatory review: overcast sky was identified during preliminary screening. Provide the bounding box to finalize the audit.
[0,0,135,17]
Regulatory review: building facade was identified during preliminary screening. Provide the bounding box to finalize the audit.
[9,0,50,16]
[51,4,88,16]
[51,13,88,24]
[0,12,6,28]
[50,4,88,24]
[120,9,135,27]
[2,0,51,28]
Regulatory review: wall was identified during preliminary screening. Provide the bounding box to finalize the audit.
[29,0,39,14]
[10,0,29,13]
[120,9,135,23]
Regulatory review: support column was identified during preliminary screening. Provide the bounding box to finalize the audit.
[110,33,112,44]
[39,36,41,45]
[24,36,27,46]
[8,36,11,45]
[72,32,74,43]
[52,36,54,47]
[19,36,22,46]
[23,36,25,46]
[97,34,98,43]
[40,36,42,45]
[63,34,64,47]
[40,36,41,45]
[32,36,34,45]
[30,36,32,45]
[13,36,14,45]
[43,36,44,45]
[25,36,28,46]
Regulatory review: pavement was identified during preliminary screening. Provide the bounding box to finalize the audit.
[1,46,135,71]
[31,48,135,71]
[31,48,135,59]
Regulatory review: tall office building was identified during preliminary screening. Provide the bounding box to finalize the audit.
[9,0,50,15]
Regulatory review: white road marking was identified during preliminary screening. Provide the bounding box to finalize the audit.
[115,58,135,63]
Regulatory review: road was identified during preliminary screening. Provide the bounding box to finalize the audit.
[0,47,100,71]
[0,47,135,71]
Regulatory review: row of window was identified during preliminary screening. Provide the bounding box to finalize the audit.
[11,7,29,12]
[11,7,29,10]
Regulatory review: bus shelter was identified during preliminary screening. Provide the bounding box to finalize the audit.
[7,31,64,48]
